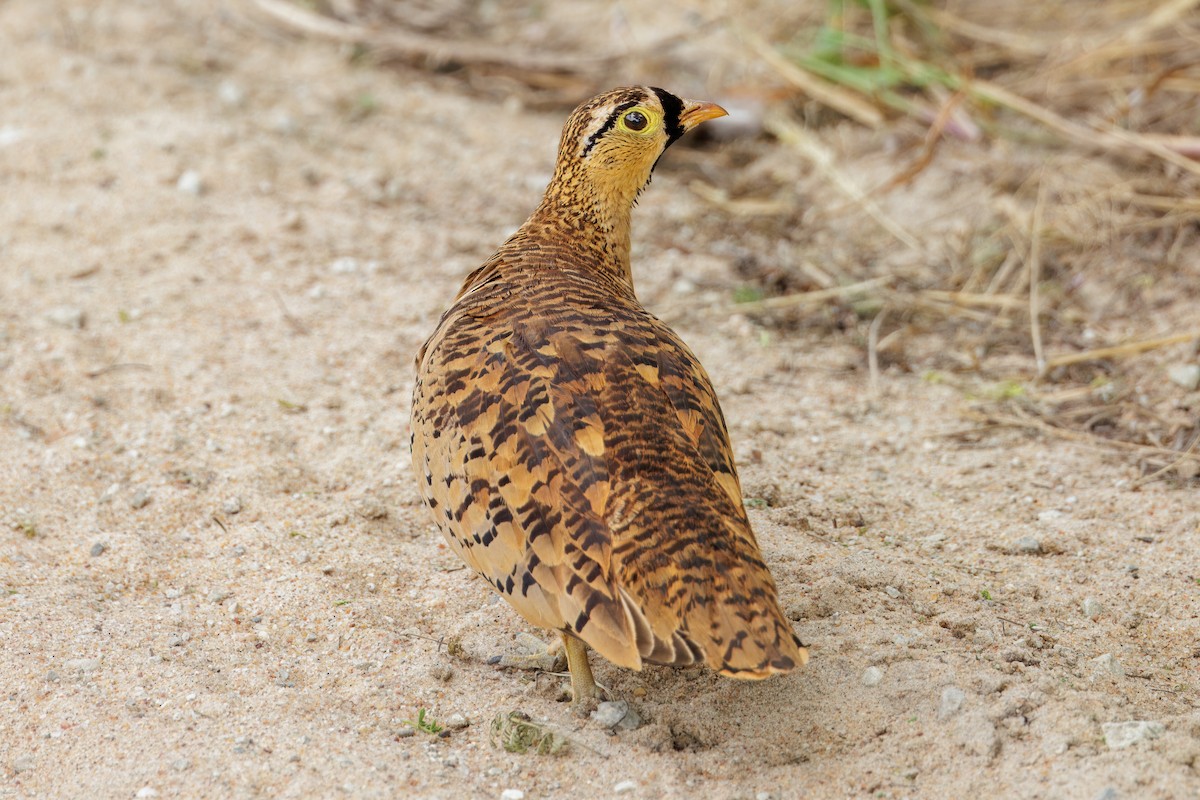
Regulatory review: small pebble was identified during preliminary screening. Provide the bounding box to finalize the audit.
[171,758,191,772]
[130,490,151,510]
[1091,653,1125,679]
[1037,509,1064,523]
[330,257,360,274]
[271,112,298,135]
[1093,788,1120,800]
[177,170,204,196]
[222,497,243,515]
[1166,364,1200,391]
[90,542,107,557]
[65,658,101,673]
[355,497,388,520]
[500,790,525,800]
[1014,536,1042,555]
[755,793,774,800]
[207,589,232,604]
[938,686,966,719]
[591,700,642,731]
[135,788,158,799]
[12,755,33,773]
[1102,720,1164,750]
[884,585,901,599]
[429,664,454,682]
[218,80,245,107]
[0,126,26,147]
[614,780,637,794]
[861,666,884,686]
[46,305,86,329]
[1082,597,1104,620]
[395,726,416,738]
[444,713,469,730]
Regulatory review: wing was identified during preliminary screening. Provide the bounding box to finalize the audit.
[412,276,805,676]
[411,288,643,669]
[598,314,806,676]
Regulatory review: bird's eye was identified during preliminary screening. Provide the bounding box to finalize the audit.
[622,110,648,131]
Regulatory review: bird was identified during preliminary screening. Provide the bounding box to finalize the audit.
[410,86,808,708]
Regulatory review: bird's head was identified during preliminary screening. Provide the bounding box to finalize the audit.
[549,86,727,210]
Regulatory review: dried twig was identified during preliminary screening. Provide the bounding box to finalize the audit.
[248,0,612,73]
[734,277,892,315]
[965,409,1200,466]
[1028,181,1048,376]
[1131,432,1200,488]
[1045,330,1200,370]
[868,307,887,396]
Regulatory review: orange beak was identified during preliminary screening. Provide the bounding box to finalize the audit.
[678,100,729,132]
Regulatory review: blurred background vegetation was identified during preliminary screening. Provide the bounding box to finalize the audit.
[249,0,1200,483]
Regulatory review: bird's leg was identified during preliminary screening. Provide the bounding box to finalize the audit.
[561,632,604,713]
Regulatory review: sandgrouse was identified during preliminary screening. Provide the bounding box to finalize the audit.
[411,86,807,706]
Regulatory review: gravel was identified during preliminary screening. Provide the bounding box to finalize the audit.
[500,790,525,800]
[1014,536,1043,555]
[130,489,152,510]
[1166,364,1200,391]
[1102,720,1164,750]
[1091,653,1125,679]
[861,666,884,686]
[177,170,204,196]
[1082,597,1105,620]
[65,658,101,673]
[591,700,642,731]
[938,686,966,719]
[354,496,388,520]
[46,305,86,329]
[90,542,107,557]
[614,780,637,793]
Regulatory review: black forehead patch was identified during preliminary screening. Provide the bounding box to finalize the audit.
[651,87,685,145]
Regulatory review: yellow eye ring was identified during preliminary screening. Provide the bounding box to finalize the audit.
[616,106,659,136]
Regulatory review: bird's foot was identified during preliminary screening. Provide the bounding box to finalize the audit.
[494,632,566,673]
[568,679,606,717]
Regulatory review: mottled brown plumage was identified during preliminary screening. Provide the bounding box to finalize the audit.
[410,86,807,704]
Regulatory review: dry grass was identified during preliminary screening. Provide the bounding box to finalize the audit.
[732,0,1200,481]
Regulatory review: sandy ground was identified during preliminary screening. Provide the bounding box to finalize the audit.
[2,2,1199,798]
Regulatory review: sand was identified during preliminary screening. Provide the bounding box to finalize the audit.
[2,2,1198,798]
